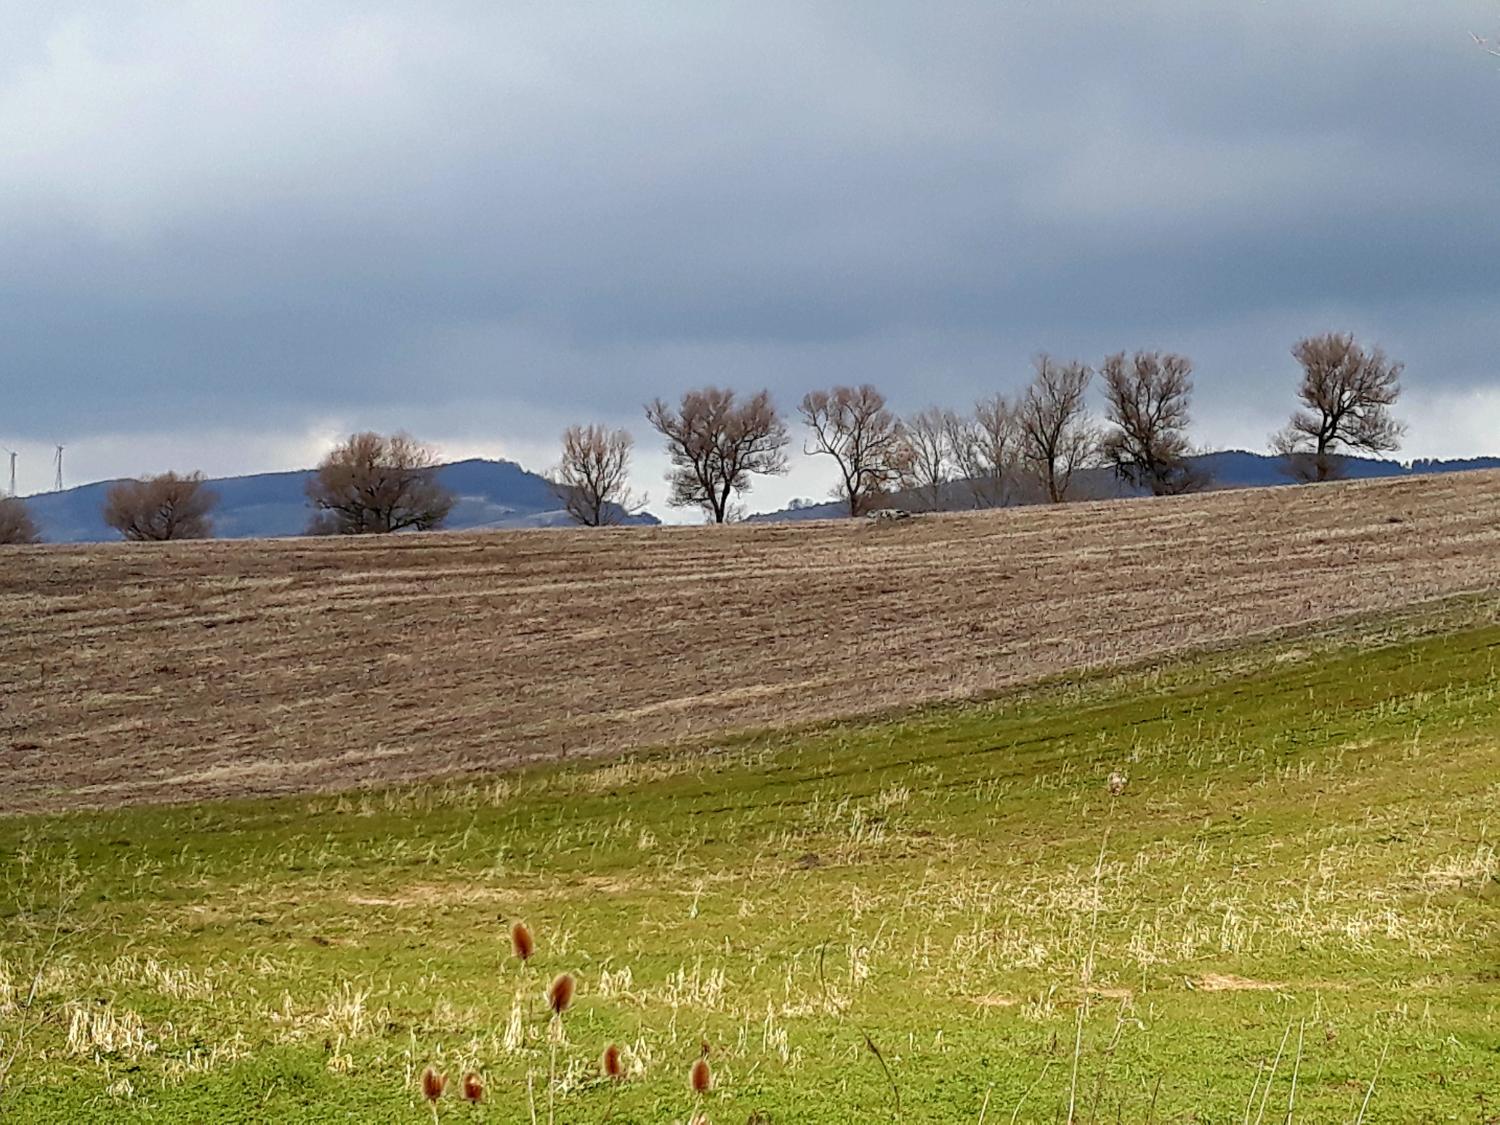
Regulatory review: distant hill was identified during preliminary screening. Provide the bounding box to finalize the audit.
[20,458,659,543]
[749,450,1500,522]
[1184,450,1499,488]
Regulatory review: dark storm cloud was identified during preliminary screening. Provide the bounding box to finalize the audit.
[1,1,1496,495]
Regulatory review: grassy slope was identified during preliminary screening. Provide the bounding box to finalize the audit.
[2,608,1498,1122]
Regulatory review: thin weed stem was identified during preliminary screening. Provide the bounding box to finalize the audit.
[1010,1058,1054,1125]
[817,941,901,1121]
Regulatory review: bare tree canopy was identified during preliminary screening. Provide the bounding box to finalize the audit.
[1016,356,1098,503]
[102,472,217,541]
[305,432,454,534]
[896,407,955,511]
[947,393,1019,508]
[799,384,906,517]
[551,424,643,526]
[1100,351,1207,496]
[0,496,41,545]
[1270,332,1405,483]
[645,386,789,523]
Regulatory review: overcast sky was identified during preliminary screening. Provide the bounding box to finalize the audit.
[2,2,1497,515]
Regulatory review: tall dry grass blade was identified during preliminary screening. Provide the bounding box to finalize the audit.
[1066,999,1088,1124]
[1352,1040,1389,1125]
[1067,823,1112,1123]
[1243,1059,1266,1125]
[1283,1020,1305,1124]
[1253,1024,1293,1125]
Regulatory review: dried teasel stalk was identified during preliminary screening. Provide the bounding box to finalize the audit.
[420,1066,447,1102]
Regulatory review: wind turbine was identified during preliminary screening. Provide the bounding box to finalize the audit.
[0,446,14,497]
[53,445,64,492]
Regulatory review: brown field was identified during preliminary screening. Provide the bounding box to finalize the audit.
[3,471,1499,815]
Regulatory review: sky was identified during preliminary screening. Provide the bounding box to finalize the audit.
[2,1,1497,517]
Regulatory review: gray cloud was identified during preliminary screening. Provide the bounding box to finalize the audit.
[1,1,1497,503]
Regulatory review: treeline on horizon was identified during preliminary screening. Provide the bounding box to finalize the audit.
[0,332,1407,544]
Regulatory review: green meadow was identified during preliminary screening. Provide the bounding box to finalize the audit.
[3,604,1498,1122]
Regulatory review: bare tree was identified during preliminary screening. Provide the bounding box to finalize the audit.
[947,394,1019,508]
[799,384,907,517]
[102,472,218,541]
[897,407,954,511]
[1016,356,1098,503]
[645,387,789,523]
[551,424,644,526]
[1099,351,1207,496]
[0,496,40,545]
[1270,333,1405,483]
[305,432,454,534]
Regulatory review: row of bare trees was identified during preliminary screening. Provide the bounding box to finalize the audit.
[551,331,1405,524]
[0,332,1406,544]
[552,356,1184,521]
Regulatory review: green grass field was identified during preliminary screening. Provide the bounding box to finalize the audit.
[3,605,1498,1122]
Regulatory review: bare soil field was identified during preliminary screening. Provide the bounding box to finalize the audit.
[3,471,1499,814]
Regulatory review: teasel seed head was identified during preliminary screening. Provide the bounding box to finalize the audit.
[461,1071,483,1103]
[510,920,535,962]
[547,971,575,1015]
[602,1042,624,1080]
[690,1056,712,1095]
